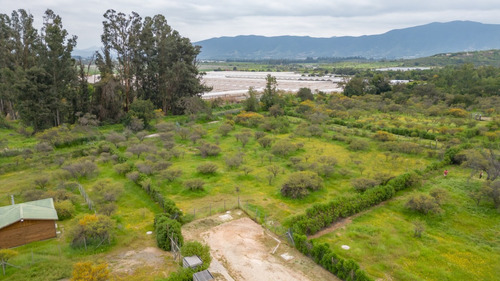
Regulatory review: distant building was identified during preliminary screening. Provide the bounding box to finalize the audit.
[0,198,59,248]
[389,80,411,85]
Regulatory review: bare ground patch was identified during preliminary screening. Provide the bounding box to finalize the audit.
[102,237,178,280]
[183,211,339,281]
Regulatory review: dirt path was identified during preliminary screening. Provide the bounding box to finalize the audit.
[307,217,354,240]
[308,201,388,240]
[183,211,339,281]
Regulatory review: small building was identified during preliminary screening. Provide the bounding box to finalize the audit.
[193,270,214,281]
[183,255,203,269]
[0,198,59,248]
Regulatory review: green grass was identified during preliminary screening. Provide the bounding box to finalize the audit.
[0,103,497,280]
[313,168,500,281]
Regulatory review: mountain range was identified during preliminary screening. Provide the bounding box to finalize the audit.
[193,21,500,60]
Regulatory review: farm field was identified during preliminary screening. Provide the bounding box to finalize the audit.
[201,71,343,100]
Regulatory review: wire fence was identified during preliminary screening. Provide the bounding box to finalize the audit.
[3,239,67,276]
[77,183,94,211]
[185,196,289,237]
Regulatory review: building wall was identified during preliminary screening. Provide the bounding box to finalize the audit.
[0,220,56,248]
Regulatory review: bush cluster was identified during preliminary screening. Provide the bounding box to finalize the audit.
[294,234,372,281]
[234,111,264,127]
[197,142,221,158]
[155,214,183,251]
[197,162,218,174]
[281,171,323,198]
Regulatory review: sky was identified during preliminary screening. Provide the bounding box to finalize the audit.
[2,0,500,49]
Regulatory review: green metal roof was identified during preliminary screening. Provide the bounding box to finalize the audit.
[0,198,58,229]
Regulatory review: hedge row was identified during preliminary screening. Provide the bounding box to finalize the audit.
[53,135,99,148]
[139,179,183,220]
[330,118,436,140]
[289,171,422,235]
[294,234,372,281]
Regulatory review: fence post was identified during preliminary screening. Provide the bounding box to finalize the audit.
[224,200,226,211]
[209,204,212,216]
[193,208,196,219]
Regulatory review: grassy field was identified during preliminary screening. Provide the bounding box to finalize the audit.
[0,95,498,280]
[314,168,500,281]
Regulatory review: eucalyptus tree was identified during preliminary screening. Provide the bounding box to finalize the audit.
[138,14,209,114]
[99,11,209,116]
[38,9,78,126]
[0,10,39,119]
[10,9,39,70]
[101,9,142,112]
[0,14,14,117]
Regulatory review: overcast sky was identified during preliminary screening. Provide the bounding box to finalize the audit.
[3,0,500,49]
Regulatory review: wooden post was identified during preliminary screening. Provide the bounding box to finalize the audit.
[193,208,196,219]
[224,200,226,211]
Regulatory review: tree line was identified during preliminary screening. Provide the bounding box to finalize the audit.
[0,9,208,132]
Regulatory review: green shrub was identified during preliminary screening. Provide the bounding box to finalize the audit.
[271,139,296,157]
[281,171,323,198]
[257,136,273,148]
[197,163,218,174]
[348,139,370,151]
[293,234,373,281]
[225,153,244,169]
[405,194,442,214]
[161,168,183,182]
[197,142,221,158]
[180,241,211,271]
[54,200,75,220]
[217,123,233,137]
[351,178,378,192]
[184,179,205,191]
[166,267,195,281]
[155,217,183,251]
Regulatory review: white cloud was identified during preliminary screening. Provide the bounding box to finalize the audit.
[2,0,500,48]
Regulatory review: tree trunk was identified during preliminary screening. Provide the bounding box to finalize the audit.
[8,101,16,120]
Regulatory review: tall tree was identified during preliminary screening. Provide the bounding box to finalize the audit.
[10,9,39,70]
[101,10,142,112]
[137,14,209,114]
[16,67,53,131]
[0,14,14,117]
[0,10,40,119]
[39,9,77,126]
[260,74,278,110]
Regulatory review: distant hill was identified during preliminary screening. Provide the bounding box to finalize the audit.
[402,49,500,67]
[194,21,500,60]
[72,46,99,59]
